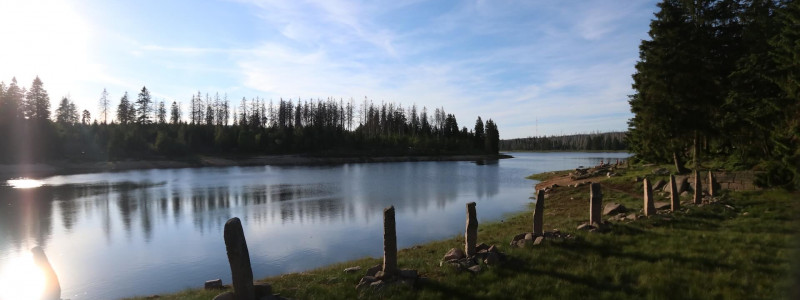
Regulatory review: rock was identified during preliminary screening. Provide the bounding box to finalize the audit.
[654,202,671,210]
[356,276,377,290]
[577,223,595,231]
[223,218,255,299]
[680,191,689,197]
[344,266,362,273]
[512,233,526,242]
[467,265,482,274]
[253,283,272,298]
[443,248,466,261]
[603,202,627,215]
[626,213,638,220]
[533,236,544,245]
[653,179,667,191]
[213,292,235,300]
[205,279,223,290]
[365,264,381,277]
[370,280,385,289]
[524,233,534,240]
[652,168,670,175]
[484,252,500,265]
[488,245,499,253]
[383,206,398,276]
[476,243,490,252]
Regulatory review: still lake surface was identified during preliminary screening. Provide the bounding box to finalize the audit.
[0,152,629,299]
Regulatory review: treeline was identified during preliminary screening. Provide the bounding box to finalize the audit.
[500,132,627,151]
[628,0,799,188]
[0,77,500,163]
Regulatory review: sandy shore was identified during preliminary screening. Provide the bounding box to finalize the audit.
[0,154,512,179]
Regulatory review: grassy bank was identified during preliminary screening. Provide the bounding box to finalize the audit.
[127,165,800,300]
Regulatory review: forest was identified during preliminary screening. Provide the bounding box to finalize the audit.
[627,0,799,188]
[500,132,627,151]
[0,79,500,163]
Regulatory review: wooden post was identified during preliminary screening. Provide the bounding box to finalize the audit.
[589,183,602,225]
[224,217,255,300]
[383,206,398,276]
[693,170,702,204]
[643,178,656,216]
[533,190,545,236]
[669,175,680,211]
[708,170,716,197]
[465,202,478,257]
[31,247,60,300]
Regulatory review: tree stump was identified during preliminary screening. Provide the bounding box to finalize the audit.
[533,190,545,236]
[465,202,478,257]
[383,206,398,276]
[224,217,255,300]
[589,183,602,225]
[643,178,656,216]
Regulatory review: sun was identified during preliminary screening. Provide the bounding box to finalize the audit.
[0,252,46,300]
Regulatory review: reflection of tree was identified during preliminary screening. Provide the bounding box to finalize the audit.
[0,188,54,249]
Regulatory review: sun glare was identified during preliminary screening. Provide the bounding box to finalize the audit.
[7,178,45,189]
[0,252,46,300]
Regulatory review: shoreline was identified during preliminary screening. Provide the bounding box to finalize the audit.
[0,153,513,180]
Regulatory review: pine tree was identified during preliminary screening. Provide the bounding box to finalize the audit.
[82,109,91,124]
[25,76,51,121]
[135,86,152,124]
[56,97,78,124]
[170,101,181,124]
[117,92,133,124]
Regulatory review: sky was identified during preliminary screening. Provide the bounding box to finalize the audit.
[0,0,660,139]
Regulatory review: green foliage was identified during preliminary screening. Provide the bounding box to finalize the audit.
[502,132,627,151]
[628,0,799,189]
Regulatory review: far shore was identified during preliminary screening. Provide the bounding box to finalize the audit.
[0,153,513,180]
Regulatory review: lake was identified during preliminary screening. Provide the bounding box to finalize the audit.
[0,152,629,299]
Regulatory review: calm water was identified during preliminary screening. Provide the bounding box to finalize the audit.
[0,152,629,299]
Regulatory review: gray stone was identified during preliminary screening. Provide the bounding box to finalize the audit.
[205,279,223,290]
[223,217,255,300]
[653,179,667,191]
[356,276,377,290]
[467,265,482,274]
[476,243,490,252]
[511,233,526,243]
[31,246,61,300]
[383,206,398,276]
[465,202,478,257]
[643,178,656,216]
[365,264,381,277]
[603,202,627,215]
[524,233,534,240]
[577,223,595,231]
[669,174,680,212]
[590,183,603,224]
[443,248,466,261]
[533,236,544,245]
[484,252,500,265]
[344,266,362,273]
[654,202,671,210]
[533,189,545,236]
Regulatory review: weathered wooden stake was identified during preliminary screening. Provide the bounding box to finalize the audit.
[693,170,703,204]
[669,174,680,212]
[383,206,398,276]
[224,217,255,300]
[465,202,478,257]
[31,246,60,300]
[643,178,656,216]
[589,183,602,225]
[533,190,545,236]
[708,170,716,197]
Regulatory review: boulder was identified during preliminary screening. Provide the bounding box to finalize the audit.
[344,266,362,273]
[443,248,466,261]
[205,279,223,290]
[511,233,526,243]
[533,236,544,245]
[484,252,500,265]
[467,265,482,274]
[603,202,627,215]
[365,265,381,277]
[654,202,671,210]
[524,233,534,240]
[577,223,596,231]
[653,179,667,191]
[476,243,490,252]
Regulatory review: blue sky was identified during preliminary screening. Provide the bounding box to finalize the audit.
[0,0,659,139]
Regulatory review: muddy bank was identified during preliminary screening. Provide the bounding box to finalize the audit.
[0,154,513,180]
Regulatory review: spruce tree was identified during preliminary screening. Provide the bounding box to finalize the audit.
[136,86,152,124]
[25,76,51,121]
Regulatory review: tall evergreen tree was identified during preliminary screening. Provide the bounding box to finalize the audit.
[117,92,133,124]
[135,86,152,124]
[25,76,51,121]
[56,97,78,124]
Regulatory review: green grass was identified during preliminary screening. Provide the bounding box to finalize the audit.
[126,165,800,300]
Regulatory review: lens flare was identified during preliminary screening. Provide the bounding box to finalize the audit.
[0,252,45,300]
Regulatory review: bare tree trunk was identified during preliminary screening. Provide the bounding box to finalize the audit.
[693,131,700,171]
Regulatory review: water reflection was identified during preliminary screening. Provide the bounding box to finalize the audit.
[0,152,629,300]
